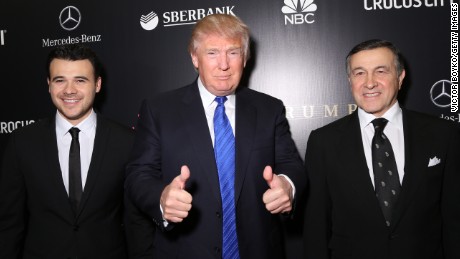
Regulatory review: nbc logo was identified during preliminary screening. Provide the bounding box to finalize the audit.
[281,0,317,25]
[140,11,159,30]
[0,29,6,46]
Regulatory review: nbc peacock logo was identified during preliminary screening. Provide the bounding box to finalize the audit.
[281,0,317,25]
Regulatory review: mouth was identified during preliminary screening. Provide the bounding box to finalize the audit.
[215,75,231,80]
[363,92,380,97]
[62,98,81,104]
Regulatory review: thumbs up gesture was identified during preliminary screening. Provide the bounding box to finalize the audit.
[262,166,293,214]
[160,165,193,222]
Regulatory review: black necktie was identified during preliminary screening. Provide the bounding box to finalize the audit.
[69,127,82,213]
[371,118,401,227]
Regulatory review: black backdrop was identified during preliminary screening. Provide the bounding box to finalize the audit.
[0,1,457,257]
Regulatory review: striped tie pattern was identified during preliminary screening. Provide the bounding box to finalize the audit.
[213,96,240,259]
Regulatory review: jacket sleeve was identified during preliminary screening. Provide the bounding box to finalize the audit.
[303,129,331,259]
[273,103,307,210]
[124,100,167,230]
[0,133,27,259]
[442,126,460,259]
[124,193,156,259]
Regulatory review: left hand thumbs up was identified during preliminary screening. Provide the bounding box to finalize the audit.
[262,166,293,214]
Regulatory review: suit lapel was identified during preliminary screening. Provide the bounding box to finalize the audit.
[338,112,386,218]
[180,83,222,204]
[76,114,108,218]
[390,110,429,230]
[42,117,75,219]
[234,89,256,204]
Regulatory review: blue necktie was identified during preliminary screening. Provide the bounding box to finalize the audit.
[213,96,240,259]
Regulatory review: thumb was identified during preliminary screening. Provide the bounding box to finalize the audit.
[263,165,274,188]
[173,165,190,189]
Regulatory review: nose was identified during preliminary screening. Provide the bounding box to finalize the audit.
[365,75,377,89]
[63,83,77,94]
[218,53,230,71]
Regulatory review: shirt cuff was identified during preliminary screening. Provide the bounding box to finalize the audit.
[278,174,296,198]
[159,204,169,227]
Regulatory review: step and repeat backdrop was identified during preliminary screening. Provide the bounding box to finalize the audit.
[0,0,457,257]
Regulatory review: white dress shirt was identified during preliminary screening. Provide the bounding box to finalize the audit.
[358,102,405,187]
[197,77,296,193]
[55,110,97,194]
[197,78,236,144]
[161,78,295,224]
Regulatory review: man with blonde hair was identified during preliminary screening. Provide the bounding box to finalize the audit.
[126,14,306,259]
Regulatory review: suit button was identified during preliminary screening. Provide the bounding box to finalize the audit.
[73,225,79,231]
[214,246,221,254]
[216,212,221,218]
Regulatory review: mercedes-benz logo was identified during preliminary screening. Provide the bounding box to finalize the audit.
[59,6,81,31]
[430,79,452,108]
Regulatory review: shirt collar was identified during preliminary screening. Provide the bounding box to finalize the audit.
[197,76,236,108]
[358,101,402,130]
[55,109,97,137]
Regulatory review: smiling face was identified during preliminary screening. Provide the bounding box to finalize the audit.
[348,47,405,117]
[48,58,101,125]
[191,33,246,96]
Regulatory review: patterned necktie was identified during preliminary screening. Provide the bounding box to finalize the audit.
[69,127,82,213]
[371,118,401,227]
[213,96,240,259]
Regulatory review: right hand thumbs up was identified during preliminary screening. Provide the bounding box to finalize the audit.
[160,165,193,223]
[173,165,190,190]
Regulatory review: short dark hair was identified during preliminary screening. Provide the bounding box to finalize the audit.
[346,39,404,77]
[46,44,101,80]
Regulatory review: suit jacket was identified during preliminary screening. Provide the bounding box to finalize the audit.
[303,109,460,259]
[0,114,137,259]
[125,82,306,259]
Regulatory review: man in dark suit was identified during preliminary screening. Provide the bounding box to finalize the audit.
[0,44,151,258]
[125,14,306,259]
[303,39,460,259]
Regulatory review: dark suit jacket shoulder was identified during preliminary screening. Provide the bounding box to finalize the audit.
[303,109,460,259]
[126,82,306,259]
[0,114,140,259]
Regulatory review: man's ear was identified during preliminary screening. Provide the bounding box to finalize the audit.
[398,69,406,89]
[96,77,102,93]
[191,53,199,69]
